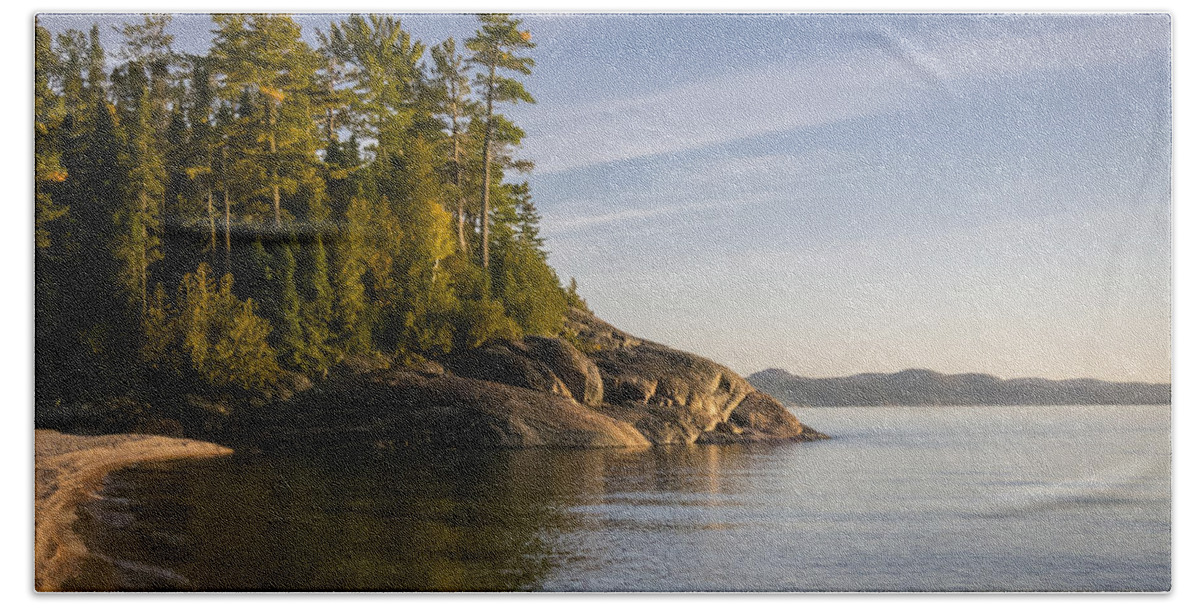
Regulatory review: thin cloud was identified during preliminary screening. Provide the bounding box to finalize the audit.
[525,17,1167,176]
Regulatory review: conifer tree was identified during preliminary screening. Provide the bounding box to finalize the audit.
[430,38,476,255]
[113,15,174,133]
[319,15,425,160]
[182,57,220,262]
[35,25,68,249]
[389,135,458,355]
[86,25,107,106]
[466,13,535,271]
[211,14,322,227]
[325,139,375,353]
[54,29,87,115]
[489,183,566,336]
[334,195,374,354]
[111,57,166,317]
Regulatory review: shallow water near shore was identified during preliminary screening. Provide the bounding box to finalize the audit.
[72,405,1169,591]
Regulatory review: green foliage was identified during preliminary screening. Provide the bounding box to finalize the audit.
[211,14,324,226]
[565,277,591,313]
[487,182,566,336]
[36,13,594,411]
[467,13,537,271]
[276,242,309,371]
[302,236,338,375]
[387,135,459,355]
[142,283,174,366]
[35,25,68,249]
[333,195,374,354]
[111,57,167,314]
[319,14,425,155]
[169,263,282,392]
[493,241,567,337]
[456,297,520,351]
[466,14,536,98]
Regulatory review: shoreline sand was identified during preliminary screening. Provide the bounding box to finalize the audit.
[34,429,233,591]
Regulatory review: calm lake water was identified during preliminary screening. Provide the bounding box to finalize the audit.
[74,405,1170,592]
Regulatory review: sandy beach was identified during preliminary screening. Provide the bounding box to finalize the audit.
[34,429,232,591]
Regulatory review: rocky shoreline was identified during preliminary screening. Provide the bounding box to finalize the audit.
[38,310,826,450]
[34,430,232,591]
[243,309,828,450]
[34,310,827,589]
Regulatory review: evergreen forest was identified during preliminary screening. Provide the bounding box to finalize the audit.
[35,14,588,415]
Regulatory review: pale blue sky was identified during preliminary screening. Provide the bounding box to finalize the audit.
[39,13,1172,382]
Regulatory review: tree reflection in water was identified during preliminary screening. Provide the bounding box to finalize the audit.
[70,442,760,591]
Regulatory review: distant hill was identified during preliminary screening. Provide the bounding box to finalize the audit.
[746,368,1170,407]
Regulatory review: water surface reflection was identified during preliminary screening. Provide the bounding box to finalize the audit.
[76,443,761,591]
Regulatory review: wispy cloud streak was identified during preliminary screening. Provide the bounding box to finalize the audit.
[524,17,1167,175]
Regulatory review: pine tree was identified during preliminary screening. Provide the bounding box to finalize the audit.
[390,135,458,355]
[111,58,166,317]
[211,14,323,227]
[113,15,174,132]
[182,57,220,263]
[489,183,566,336]
[35,24,68,249]
[276,241,308,370]
[302,235,337,375]
[466,14,535,271]
[326,138,375,354]
[430,38,477,255]
[333,195,374,354]
[54,29,87,115]
[319,15,425,160]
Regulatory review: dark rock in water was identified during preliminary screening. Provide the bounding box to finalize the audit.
[565,309,813,445]
[568,310,753,442]
[696,391,829,444]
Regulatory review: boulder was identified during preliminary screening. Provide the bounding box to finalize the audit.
[444,341,573,399]
[250,368,650,450]
[444,336,604,407]
[523,336,604,407]
[696,391,830,444]
[568,309,757,444]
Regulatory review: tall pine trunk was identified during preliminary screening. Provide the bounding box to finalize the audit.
[480,65,495,270]
[269,104,280,227]
[224,189,232,273]
[452,105,466,254]
[139,191,149,317]
[206,189,217,255]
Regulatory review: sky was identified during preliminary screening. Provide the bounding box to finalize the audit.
[36,12,1172,383]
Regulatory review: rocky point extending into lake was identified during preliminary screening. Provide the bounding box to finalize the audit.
[37,308,826,451]
[245,309,826,449]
